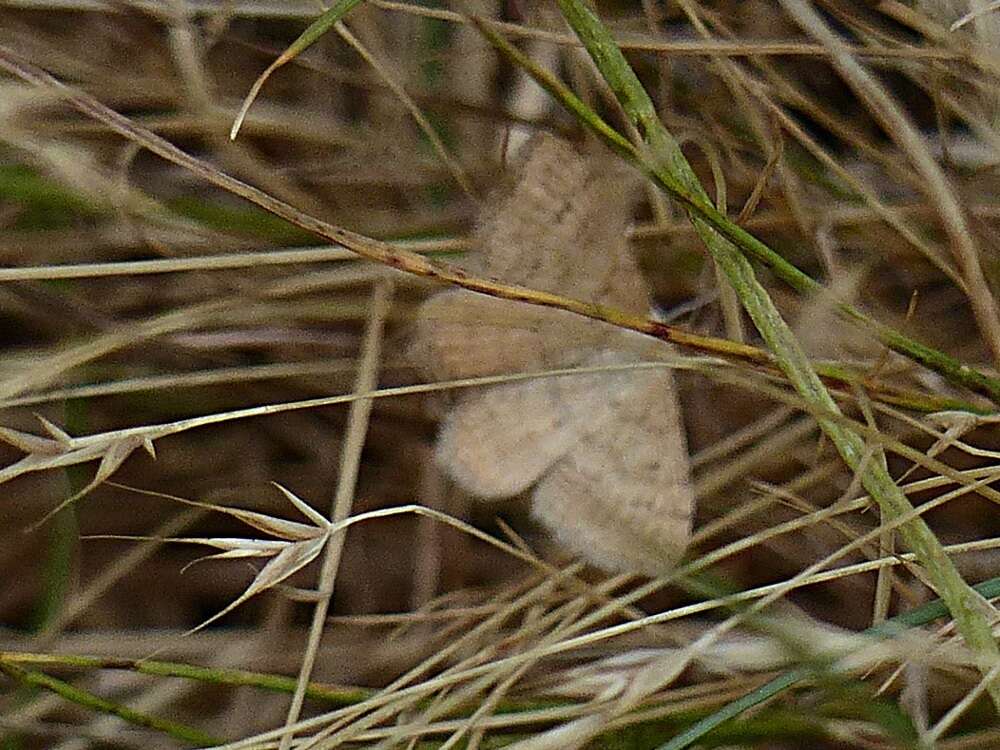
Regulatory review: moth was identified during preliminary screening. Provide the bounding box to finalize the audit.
[411,135,693,575]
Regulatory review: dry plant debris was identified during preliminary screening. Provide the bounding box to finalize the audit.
[1,1,1000,748]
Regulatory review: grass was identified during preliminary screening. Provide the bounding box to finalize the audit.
[1,1,999,748]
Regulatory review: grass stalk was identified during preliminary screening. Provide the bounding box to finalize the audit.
[471,12,1000,405]
[0,42,993,418]
[549,0,1000,712]
[8,573,997,747]
[0,659,220,746]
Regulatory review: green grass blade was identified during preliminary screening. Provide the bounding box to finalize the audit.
[553,0,1000,713]
[468,17,635,159]
[659,575,1000,750]
[231,0,365,139]
[473,8,1000,404]
[0,660,220,746]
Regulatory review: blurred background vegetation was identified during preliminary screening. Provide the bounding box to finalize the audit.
[1,0,1000,747]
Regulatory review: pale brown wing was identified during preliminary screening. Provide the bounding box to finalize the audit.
[411,136,651,383]
[473,135,650,314]
[411,289,616,381]
[530,352,693,575]
[434,363,628,498]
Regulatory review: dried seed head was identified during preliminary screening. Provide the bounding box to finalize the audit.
[411,135,693,575]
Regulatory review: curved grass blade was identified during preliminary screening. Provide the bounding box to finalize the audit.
[230,0,364,140]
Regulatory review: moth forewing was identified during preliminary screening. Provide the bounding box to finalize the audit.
[531,352,693,574]
[410,290,605,381]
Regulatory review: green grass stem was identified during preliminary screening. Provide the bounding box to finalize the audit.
[549,0,1000,712]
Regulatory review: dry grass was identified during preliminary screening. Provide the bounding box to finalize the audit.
[1,0,1000,748]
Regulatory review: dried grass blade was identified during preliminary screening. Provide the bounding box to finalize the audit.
[26,437,145,531]
[34,414,73,445]
[84,534,290,557]
[183,535,329,637]
[951,2,1000,31]
[0,444,105,485]
[212,504,323,542]
[271,482,332,530]
[0,425,64,455]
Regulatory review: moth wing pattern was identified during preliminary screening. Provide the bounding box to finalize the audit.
[410,289,605,381]
[531,349,693,575]
[434,368,621,498]
[411,134,695,574]
[474,135,650,315]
